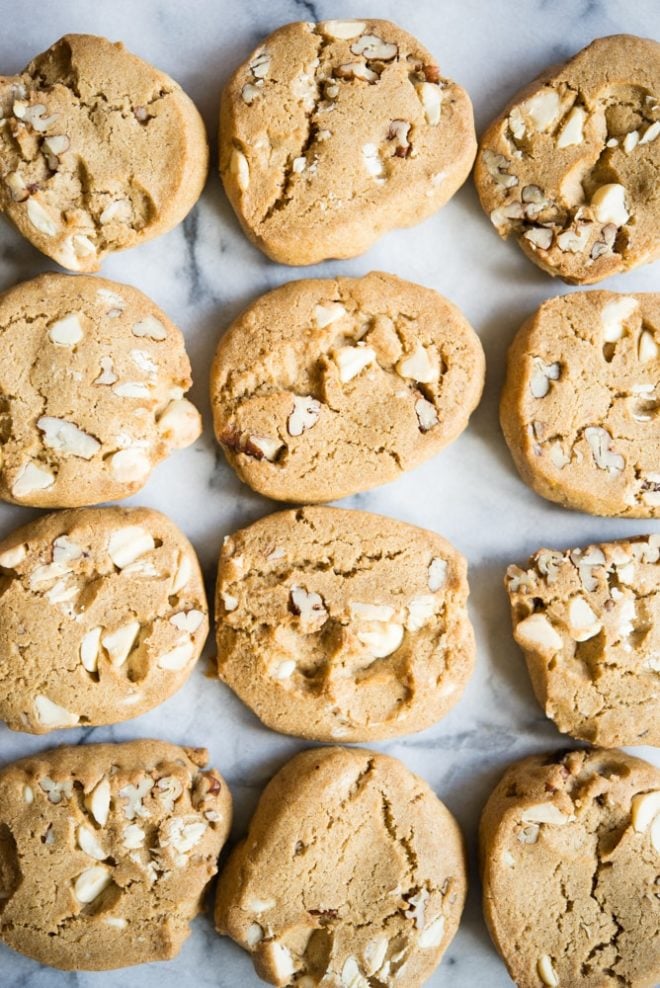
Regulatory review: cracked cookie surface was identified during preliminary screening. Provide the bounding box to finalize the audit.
[0,506,208,733]
[507,533,660,747]
[215,746,466,987]
[219,19,476,265]
[500,291,659,517]
[216,506,475,742]
[0,739,231,970]
[0,34,208,271]
[480,748,660,988]
[0,272,201,507]
[474,34,660,284]
[210,272,484,503]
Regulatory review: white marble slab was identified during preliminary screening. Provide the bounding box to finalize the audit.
[0,0,658,985]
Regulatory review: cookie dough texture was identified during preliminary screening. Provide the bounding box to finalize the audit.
[475,35,660,284]
[216,746,466,987]
[0,34,208,271]
[219,19,476,264]
[216,506,475,741]
[0,740,231,970]
[500,291,659,517]
[0,273,202,508]
[211,272,484,503]
[0,507,208,733]
[507,534,660,747]
[480,748,660,988]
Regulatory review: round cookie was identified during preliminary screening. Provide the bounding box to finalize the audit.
[219,19,476,264]
[0,739,231,970]
[0,272,202,507]
[215,746,466,987]
[474,34,660,284]
[0,34,208,271]
[211,272,484,503]
[0,506,208,733]
[217,506,475,741]
[500,291,659,517]
[506,533,660,747]
[480,748,660,988]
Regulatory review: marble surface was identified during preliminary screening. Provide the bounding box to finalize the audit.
[0,0,658,985]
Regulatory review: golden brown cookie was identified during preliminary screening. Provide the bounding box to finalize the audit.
[500,291,659,517]
[219,19,476,264]
[0,34,208,271]
[480,748,660,988]
[474,35,660,284]
[0,740,231,970]
[216,506,475,741]
[506,533,659,747]
[211,272,484,503]
[216,746,466,987]
[0,273,201,508]
[0,507,208,733]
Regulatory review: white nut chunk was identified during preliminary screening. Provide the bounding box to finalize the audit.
[397,344,438,383]
[601,296,638,342]
[406,594,437,631]
[157,399,201,448]
[556,105,586,148]
[231,148,250,191]
[631,790,660,841]
[322,20,366,39]
[85,778,111,826]
[290,585,328,628]
[34,694,79,728]
[567,596,602,641]
[591,183,629,227]
[74,865,112,904]
[584,426,625,475]
[350,34,398,60]
[77,824,107,861]
[638,330,658,363]
[415,396,438,432]
[48,313,84,346]
[515,613,563,654]
[482,150,517,188]
[416,82,442,126]
[313,302,346,327]
[419,914,445,948]
[37,417,100,459]
[537,954,560,987]
[288,395,321,437]
[157,638,195,670]
[521,803,572,825]
[334,344,376,382]
[529,357,560,398]
[102,621,140,667]
[110,448,151,484]
[27,197,59,237]
[523,89,561,131]
[356,621,404,657]
[132,315,167,340]
[0,543,27,568]
[428,557,447,591]
[362,143,385,181]
[12,461,56,498]
[108,526,155,569]
[80,627,102,673]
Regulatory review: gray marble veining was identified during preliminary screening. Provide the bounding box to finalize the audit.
[0,0,658,985]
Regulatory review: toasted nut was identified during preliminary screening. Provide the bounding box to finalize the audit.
[515,613,562,653]
[34,695,79,728]
[86,778,111,826]
[537,954,560,987]
[556,105,586,148]
[584,426,624,474]
[415,396,438,432]
[591,184,629,226]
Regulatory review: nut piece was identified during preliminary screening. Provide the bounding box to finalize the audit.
[48,313,83,346]
[356,621,404,658]
[287,395,321,437]
[514,613,563,654]
[521,803,572,825]
[537,954,560,987]
[0,544,27,568]
[34,695,79,728]
[631,790,660,836]
[108,526,155,569]
[428,557,447,591]
[350,34,398,60]
[109,448,151,484]
[567,596,602,641]
[523,89,561,131]
[231,148,250,191]
[334,344,376,382]
[397,344,438,383]
[37,417,100,459]
[86,778,111,826]
[80,627,102,673]
[601,296,638,342]
[483,150,517,188]
[322,20,366,39]
[416,82,442,125]
[584,427,625,474]
[157,399,201,448]
[157,639,195,671]
[419,914,445,948]
[556,106,586,148]
[27,197,59,237]
[102,621,140,667]
[290,585,328,629]
[591,184,629,227]
[362,143,385,181]
[132,315,167,341]
[77,824,107,861]
[639,330,658,363]
[12,461,55,498]
[415,396,438,432]
[529,357,560,398]
[74,865,111,904]
[314,302,346,327]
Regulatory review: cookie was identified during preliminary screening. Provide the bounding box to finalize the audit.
[0,272,201,508]
[0,739,231,970]
[0,506,208,733]
[480,748,660,988]
[216,506,475,741]
[219,19,476,265]
[500,291,659,517]
[0,34,208,271]
[475,35,660,284]
[216,746,466,987]
[506,533,660,747]
[211,272,484,503]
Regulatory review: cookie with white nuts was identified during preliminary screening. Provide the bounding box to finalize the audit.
[0,507,208,733]
[500,291,659,517]
[507,534,660,747]
[480,748,660,988]
[0,34,208,271]
[216,506,475,741]
[0,740,231,970]
[216,746,466,987]
[219,19,476,264]
[0,273,201,507]
[211,272,484,503]
[475,35,660,284]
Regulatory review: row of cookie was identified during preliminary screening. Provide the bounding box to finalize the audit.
[0,739,658,987]
[0,504,657,748]
[2,29,658,286]
[0,272,657,517]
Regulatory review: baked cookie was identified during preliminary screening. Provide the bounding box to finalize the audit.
[219,19,476,264]
[480,748,660,988]
[216,506,475,741]
[0,739,231,970]
[475,35,660,284]
[211,272,484,502]
[0,273,201,507]
[506,533,659,747]
[0,34,208,271]
[0,506,208,733]
[216,746,466,987]
[500,291,659,517]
